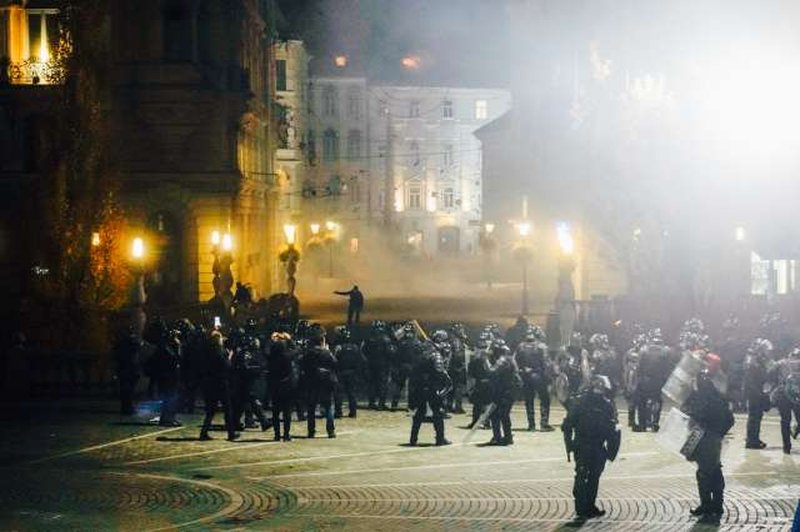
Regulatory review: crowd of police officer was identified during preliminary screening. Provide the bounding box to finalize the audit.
[113,311,800,523]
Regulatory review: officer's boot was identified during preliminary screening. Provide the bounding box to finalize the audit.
[525,395,536,431]
[690,470,712,516]
[199,413,213,441]
[434,416,450,446]
[409,417,422,446]
[540,401,554,431]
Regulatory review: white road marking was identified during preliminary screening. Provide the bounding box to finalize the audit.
[285,470,780,490]
[251,451,660,480]
[123,440,283,466]
[28,426,183,464]
[201,442,471,473]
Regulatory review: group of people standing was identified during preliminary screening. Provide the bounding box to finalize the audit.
[113,311,799,524]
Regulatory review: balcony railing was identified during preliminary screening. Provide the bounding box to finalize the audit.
[2,57,64,85]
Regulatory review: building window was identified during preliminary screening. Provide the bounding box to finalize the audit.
[442,100,454,119]
[409,100,420,118]
[323,85,337,116]
[475,99,488,119]
[350,179,361,203]
[305,130,316,163]
[443,144,454,166]
[163,0,194,62]
[407,184,422,210]
[275,59,287,91]
[442,187,455,209]
[409,141,420,166]
[347,88,362,119]
[322,129,339,162]
[378,99,389,117]
[346,130,362,159]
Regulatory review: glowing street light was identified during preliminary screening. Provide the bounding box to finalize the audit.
[211,230,221,246]
[516,222,532,238]
[334,55,348,68]
[91,232,101,247]
[735,226,746,242]
[132,237,145,260]
[514,221,533,315]
[221,232,233,252]
[310,223,321,236]
[401,55,421,70]
[557,222,574,255]
[283,224,297,245]
[484,223,495,234]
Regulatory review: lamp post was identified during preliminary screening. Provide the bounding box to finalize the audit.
[131,236,147,337]
[514,222,533,316]
[479,223,497,289]
[555,222,576,347]
[211,230,234,317]
[281,224,300,295]
[324,221,338,278]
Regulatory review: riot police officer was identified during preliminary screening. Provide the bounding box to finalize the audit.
[333,327,367,418]
[683,353,734,524]
[408,341,451,446]
[302,325,338,438]
[515,326,553,432]
[744,338,772,449]
[113,326,142,416]
[230,335,269,432]
[487,340,520,445]
[267,332,297,441]
[392,323,418,410]
[768,346,800,454]
[447,323,469,414]
[151,328,182,427]
[562,375,620,520]
[505,315,529,352]
[633,328,672,432]
[467,332,492,429]
[555,333,590,405]
[363,321,394,410]
[199,331,238,441]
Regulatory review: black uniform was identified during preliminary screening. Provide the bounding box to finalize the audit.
[768,354,800,454]
[447,333,468,414]
[467,345,492,428]
[113,331,142,415]
[150,335,181,426]
[230,339,269,431]
[334,341,367,417]
[199,334,237,441]
[515,339,552,431]
[408,343,451,446]
[363,330,393,409]
[744,353,770,448]
[683,372,734,521]
[562,385,619,519]
[302,343,338,438]
[634,344,671,431]
[487,349,520,445]
[267,337,297,441]
[392,334,418,409]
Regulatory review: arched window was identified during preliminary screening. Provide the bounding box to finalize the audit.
[442,187,455,209]
[346,130,362,159]
[323,129,339,162]
[442,100,454,119]
[323,85,338,116]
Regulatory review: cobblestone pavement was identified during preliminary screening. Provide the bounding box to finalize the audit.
[0,401,796,531]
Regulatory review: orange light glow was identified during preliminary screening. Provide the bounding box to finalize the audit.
[334,55,348,67]
[401,56,421,69]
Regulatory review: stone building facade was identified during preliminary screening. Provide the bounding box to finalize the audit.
[110,0,279,304]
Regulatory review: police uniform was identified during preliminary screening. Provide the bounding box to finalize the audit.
[408,342,451,446]
[515,336,553,431]
[561,376,619,519]
[683,367,734,523]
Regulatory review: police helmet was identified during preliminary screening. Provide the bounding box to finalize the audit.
[748,337,773,357]
[338,327,352,342]
[432,329,449,343]
[568,332,583,348]
[646,328,663,345]
[590,375,612,395]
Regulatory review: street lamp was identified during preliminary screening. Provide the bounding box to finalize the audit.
[131,236,147,337]
[479,222,498,289]
[211,230,234,316]
[279,224,300,295]
[283,224,297,245]
[324,221,339,278]
[513,222,533,315]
